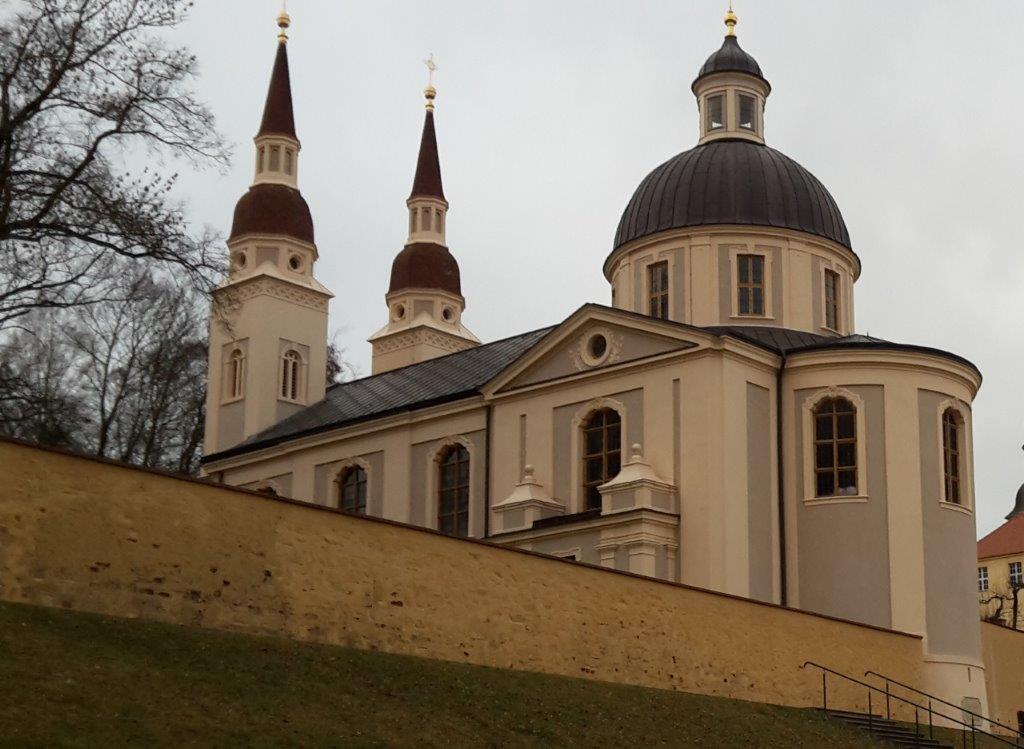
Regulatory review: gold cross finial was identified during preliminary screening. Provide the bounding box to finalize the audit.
[277,0,291,43]
[725,1,738,36]
[424,53,438,111]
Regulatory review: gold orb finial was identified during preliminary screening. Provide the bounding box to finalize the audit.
[277,2,291,43]
[725,2,738,36]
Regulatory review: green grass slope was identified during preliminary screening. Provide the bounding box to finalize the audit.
[0,600,889,748]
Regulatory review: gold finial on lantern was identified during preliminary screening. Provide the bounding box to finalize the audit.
[277,1,291,43]
[725,1,738,36]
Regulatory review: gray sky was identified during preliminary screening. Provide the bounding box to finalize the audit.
[175,1,1024,538]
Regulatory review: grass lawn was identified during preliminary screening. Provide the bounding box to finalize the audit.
[0,600,892,748]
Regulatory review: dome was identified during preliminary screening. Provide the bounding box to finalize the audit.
[1008,483,1024,520]
[612,140,852,253]
[230,183,314,244]
[693,35,768,91]
[389,242,461,296]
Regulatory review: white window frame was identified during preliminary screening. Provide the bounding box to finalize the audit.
[279,349,306,404]
[569,397,628,514]
[729,246,774,320]
[801,386,869,505]
[426,436,476,537]
[1010,561,1023,588]
[221,340,247,405]
[978,566,989,592]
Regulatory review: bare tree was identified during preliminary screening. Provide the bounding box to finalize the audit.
[0,268,208,473]
[981,580,1023,630]
[0,0,228,329]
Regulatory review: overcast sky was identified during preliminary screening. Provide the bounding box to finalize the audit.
[174,1,1024,538]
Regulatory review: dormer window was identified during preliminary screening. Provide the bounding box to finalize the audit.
[738,94,755,131]
[706,94,724,131]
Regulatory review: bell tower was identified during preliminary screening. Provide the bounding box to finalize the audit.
[204,10,332,456]
[369,59,479,374]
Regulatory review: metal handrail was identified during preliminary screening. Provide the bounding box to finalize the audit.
[865,669,1022,741]
[801,661,1020,748]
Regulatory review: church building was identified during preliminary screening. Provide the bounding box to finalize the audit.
[201,9,987,711]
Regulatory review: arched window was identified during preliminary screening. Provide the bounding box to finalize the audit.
[942,408,963,505]
[813,397,858,497]
[438,444,470,537]
[227,348,245,399]
[582,408,622,510]
[338,465,367,514]
[280,350,302,401]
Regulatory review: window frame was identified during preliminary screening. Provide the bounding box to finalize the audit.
[647,260,670,320]
[729,247,773,319]
[802,388,869,504]
[1010,561,1023,588]
[736,253,766,317]
[337,464,368,514]
[436,443,471,537]
[279,349,304,403]
[936,400,973,513]
[737,92,756,131]
[823,268,841,332]
[978,566,989,592]
[223,346,246,403]
[570,398,627,513]
[705,93,725,132]
[581,408,623,512]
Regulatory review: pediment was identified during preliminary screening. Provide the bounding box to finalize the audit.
[487,306,704,394]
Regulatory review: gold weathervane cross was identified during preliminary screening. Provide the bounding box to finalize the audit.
[425,54,438,87]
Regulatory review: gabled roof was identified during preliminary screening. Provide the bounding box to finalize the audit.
[978,514,1024,560]
[203,327,552,463]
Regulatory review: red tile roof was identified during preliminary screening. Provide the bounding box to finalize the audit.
[978,513,1024,560]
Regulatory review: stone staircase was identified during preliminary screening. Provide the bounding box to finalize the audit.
[826,709,954,748]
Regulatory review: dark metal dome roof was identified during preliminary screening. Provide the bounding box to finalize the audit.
[230,183,314,244]
[612,140,852,253]
[693,36,767,91]
[389,242,461,296]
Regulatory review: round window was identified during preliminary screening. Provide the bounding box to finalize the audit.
[288,254,302,271]
[581,331,612,367]
[393,304,406,321]
[589,334,608,360]
[442,306,454,322]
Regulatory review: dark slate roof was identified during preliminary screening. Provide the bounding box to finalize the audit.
[258,42,297,139]
[693,35,767,90]
[707,325,981,377]
[410,110,445,200]
[230,183,314,244]
[611,140,853,257]
[389,242,461,296]
[204,327,553,462]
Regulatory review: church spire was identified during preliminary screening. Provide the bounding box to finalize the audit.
[369,57,478,375]
[257,10,297,140]
[409,55,445,201]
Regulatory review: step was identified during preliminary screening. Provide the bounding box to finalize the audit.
[824,711,953,748]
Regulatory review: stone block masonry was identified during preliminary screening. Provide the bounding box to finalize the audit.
[0,437,924,713]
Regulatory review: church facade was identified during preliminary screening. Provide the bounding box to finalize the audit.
[202,10,987,711]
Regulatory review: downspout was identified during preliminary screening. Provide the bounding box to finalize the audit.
[776,352,788,607]
[483,403,492,539]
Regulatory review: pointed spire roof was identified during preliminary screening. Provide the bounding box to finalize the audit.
[409,108,445,200]
[258,39,297,139]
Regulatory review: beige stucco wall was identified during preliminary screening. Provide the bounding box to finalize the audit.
[980,623,1024,732]
[605,226,859,335]
[0,438,925,713]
